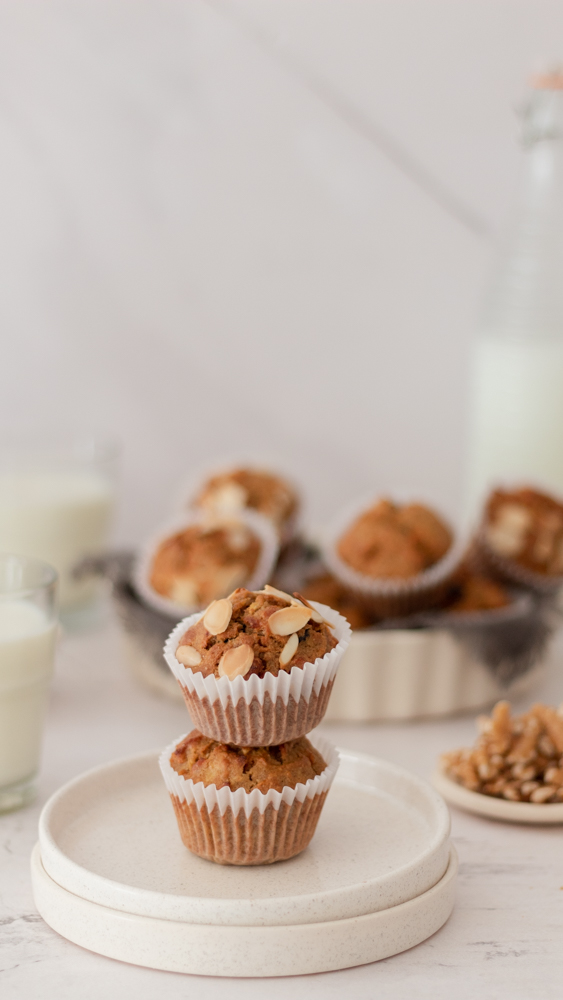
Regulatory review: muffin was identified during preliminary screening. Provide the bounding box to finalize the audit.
[151,522,260,608]
[337,499,452,578]
[476,486,563,590]
[160,729,338,865]
[324,496,460,618]
[164,585,351,745]
[134,510,279,619]
[176,587,337,680]
[445,568,510,614]
[194,466,299,541]
[300,572,373,630]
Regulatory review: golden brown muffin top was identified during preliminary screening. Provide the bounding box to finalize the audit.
[485,487,563,575]
[150,522,260,609]
[195,467,298,532]
[175,586,337,679]
[337,499,452,580]
[170,730,326,793]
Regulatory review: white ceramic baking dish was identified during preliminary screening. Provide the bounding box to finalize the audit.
[323,627,545,722]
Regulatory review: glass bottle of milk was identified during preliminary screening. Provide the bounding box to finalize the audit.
[466,75,563,516]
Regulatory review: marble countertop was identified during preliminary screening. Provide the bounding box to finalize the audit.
[2,609,563,999]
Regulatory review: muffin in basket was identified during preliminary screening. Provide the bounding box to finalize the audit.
[134,510,278,619]
[323,496,461,618]
[475,486,563,592]
[300,572,373,630]
[160,729,338,865]
[443,566,510,614]
[193,466,299,542]
[164,585,351,746]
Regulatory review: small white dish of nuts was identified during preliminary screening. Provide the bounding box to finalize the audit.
[433,700,563,824]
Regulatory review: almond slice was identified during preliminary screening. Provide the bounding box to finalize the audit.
[263,584,294,604]
[175,645,202,667]
[293,592,335,629]
[203,598,233,635]
[218,643,254,680]
[268,604,311,636]
[279,632,299,667]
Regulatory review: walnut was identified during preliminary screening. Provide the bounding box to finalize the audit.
[440,701,563,804]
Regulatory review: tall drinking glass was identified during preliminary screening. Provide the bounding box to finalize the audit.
[0,436,117,618]
[0,555,57,813]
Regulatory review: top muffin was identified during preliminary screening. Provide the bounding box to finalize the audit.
[194,467,298,536]
[170,729,326,793]
[483,487,563,576]
[175,586,337,680]
[337,499,452,579]
[150,521,261,609]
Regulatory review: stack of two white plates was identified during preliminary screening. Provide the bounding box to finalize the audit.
[32,746,457,976]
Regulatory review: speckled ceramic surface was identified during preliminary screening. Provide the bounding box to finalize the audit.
[38,747,451,927]
[31,843,458,976]
[433,768,563,824]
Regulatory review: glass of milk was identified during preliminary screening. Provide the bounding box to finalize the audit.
[0,554,57,813]
[0,436,117,617]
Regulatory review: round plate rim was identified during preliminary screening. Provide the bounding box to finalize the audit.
[432,767,563,824]
[38,747,451,926]
[31,843,458,976]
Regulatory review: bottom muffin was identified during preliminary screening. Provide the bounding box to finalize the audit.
[159,730,338,865]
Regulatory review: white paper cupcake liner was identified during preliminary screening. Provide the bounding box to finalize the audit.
[473,527,563,595]
[133,508,279,620]
[163,600,351,745]
[159,732,338,865]
[321,493,464,618]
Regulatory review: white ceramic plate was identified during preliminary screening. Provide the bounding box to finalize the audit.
[38,748,451,927]
[433,767,563,824]
[31,843,457,977]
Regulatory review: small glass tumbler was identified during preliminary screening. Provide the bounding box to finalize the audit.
[0,554,58,813]
[0,435,118,616]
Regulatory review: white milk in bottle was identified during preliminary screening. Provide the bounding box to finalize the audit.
[466,76,563,514]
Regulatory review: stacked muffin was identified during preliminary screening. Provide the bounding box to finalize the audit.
[159,586,351,865]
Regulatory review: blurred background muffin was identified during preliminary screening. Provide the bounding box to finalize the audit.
[483,487,563,575]
[337,499,453,579]
[151,520,261,609]
[323,495,460,618]
[443,565,510,614]
[193,466,299,542]
[300,572,372,631]
[134,510,278,618]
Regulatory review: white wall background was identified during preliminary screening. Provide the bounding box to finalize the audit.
[1,0,562,543]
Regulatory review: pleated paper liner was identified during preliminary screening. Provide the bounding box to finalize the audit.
[159,732,339,865]
[472,527,563,595]
[321,495,464,618]
[163,601,351,746]
[133,508,279,620]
